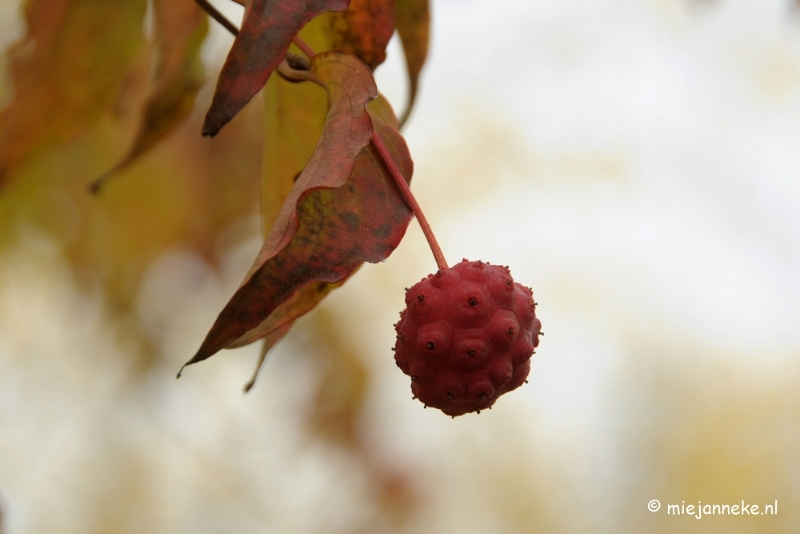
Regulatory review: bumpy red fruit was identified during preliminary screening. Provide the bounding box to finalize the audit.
[394,259,542,416]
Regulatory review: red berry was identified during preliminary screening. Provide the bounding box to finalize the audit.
[394,259,542,416]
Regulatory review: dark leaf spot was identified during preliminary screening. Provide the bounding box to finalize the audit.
[339,211,358,227]
[371,223,391,238]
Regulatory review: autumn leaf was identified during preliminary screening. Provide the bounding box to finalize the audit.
[202,0,350,137]
[237,16,369,390]
[89,0,208,192]
[240,91,400,370]
[181,51,413,372]
[226,16,335,390]
[0,0,147,189]
[329,0,395,71]
[394,0,429,125]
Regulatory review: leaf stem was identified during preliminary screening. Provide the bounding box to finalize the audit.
[370,132,448,270]
[291,36,316,59]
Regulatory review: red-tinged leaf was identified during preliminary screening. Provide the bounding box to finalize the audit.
[329,0,395,70]
[237,19,335,389]
[0,0,147,189]
[237,15,397,388]
[90,0,208,192]
[394,0,429,126]
[230,94,397,391]
[202,0,350,138]
[226,280,340,349]
[181,51,413,371]
[236,280,343,391]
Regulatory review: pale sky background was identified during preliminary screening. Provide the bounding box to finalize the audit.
[2,0,800,532]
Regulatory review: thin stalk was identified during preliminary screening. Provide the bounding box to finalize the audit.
[291,36,315,59]
[193,0,240,36]
[371,132,449,270]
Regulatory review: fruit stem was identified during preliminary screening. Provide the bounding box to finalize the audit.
[371,132,449,270]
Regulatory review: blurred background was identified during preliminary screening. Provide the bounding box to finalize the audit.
[2,0,800,532]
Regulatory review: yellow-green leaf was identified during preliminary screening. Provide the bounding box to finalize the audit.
[0,0,147,189]
[90,0,208,192]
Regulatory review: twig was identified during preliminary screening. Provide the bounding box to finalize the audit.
[193,0,239,36]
